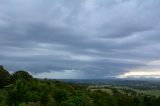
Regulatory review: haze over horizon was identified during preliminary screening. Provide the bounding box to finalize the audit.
[1,0,160,79]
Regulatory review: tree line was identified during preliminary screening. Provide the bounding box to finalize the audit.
[0,65,160,106]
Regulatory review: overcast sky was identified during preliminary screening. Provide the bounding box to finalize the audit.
[1,0,160,79]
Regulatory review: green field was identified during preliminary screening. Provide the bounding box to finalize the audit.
[135,89,160,97]
[88,85,160,97]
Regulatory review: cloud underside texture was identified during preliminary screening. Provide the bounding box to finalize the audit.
[1,0,160,79]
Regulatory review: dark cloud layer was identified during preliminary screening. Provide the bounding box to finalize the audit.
[0,0,160,78]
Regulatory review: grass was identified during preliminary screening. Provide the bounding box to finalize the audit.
[88,85,160,97]
[135,89,160,97]
[88,85,113,95]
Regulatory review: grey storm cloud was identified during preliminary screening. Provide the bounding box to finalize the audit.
[0,0,160,78]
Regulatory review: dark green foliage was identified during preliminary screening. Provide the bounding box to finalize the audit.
[0,89,8,106]
[90,90,117,106]
[40,94,56,106]
[0,65,11,88]
[61,94,93,106]
[54,89,68,103]
[12,70,33,82]
[133,97,142,106]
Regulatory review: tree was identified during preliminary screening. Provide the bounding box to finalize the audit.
[53,89,69,103]
[90,90,117,106]
[0,65,11,88]
[40,94,56,106]
[61,94,94,106]
[12,70,33,82]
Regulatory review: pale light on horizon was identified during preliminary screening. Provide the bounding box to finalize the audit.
[117,71,160,78]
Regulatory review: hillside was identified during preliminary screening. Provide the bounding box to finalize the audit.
[0,66,160,106]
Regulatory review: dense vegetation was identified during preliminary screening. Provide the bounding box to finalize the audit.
[0,65,160,106]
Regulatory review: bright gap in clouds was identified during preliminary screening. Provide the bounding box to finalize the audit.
[117,71,160,78]
[117,60,160,79]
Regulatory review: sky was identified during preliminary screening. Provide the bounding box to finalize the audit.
[1,0,160,79]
